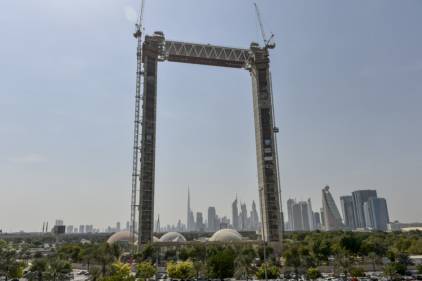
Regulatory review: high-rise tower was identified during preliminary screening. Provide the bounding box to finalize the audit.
[187,187,195,232]
[232,196,239,230]
[321,186,343,231]
[352,190,377,228]
[207,207,217,232]
[340,195,356,229]
[364,197,390,231]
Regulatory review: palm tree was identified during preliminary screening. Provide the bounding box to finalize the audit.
[192,260,204,280]
[47,258,72,281]
[28,259,48,281]
[234,248,255,281]
[284,245,302,281]
[333,252,354,281]
[93,244,115,277]
[88,266,102,281]
[80,245,96,271]
[368,252,381,272]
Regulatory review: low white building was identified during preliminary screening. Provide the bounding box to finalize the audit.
[410,255,422,265]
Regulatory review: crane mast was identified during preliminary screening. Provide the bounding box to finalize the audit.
[254,3,275,49]
[130,0,145,252]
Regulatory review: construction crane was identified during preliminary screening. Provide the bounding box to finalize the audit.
[254,3,275,49]
[130,0,145,253]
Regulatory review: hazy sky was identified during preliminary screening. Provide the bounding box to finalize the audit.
[1,0,421,232]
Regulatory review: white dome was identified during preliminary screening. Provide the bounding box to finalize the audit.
[209,229,242,242]
[107,231,134,244]
[107,231,160,244]
[159,232,186,242]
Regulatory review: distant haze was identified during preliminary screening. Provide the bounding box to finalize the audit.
[0,0,421,232]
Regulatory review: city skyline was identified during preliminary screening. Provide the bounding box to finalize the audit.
[1,0,422,231]
[5,185,395,234]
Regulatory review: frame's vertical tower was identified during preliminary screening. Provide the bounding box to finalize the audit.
[137,34,162,247]
[250,44,283,249]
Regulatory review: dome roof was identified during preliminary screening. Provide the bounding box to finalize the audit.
[209,229,242,242]
[159,232,186,242]
[107,231,160,244]
[107,231,134,244]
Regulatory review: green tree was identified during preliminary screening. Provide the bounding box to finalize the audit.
[284,245,302,281]
[234,248,256,281]
[5,261,24,280]
[28,259,48,281]
[207,248,235,280]
[392,263,407,276]
[306,267,322,280]
[80,245,96,270]
[47,258,72,281]
[383,264,398,281]
[57,244,82,263]
[368,252,382,272]
[408,238,422,254]
[101,262,135,281]
[309,238,331,265]
[135,244,155,262]
[0,244,24,281]
[94,244,116,276]
[255,264,280,279]
[333,251,353,281]
[338,234,362,255]
[136,262,156,281]
[416,264,422,274]
[349,267,365,278]
[192,260,205,280]
[167,261,195,280]
[89,267,102,281]
[167,261,178,279]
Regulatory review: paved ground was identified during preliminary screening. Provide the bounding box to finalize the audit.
[72,269,89,281]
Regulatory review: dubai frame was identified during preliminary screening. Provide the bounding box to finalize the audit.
[135,31,284,250]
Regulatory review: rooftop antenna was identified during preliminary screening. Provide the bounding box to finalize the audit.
[130,0,146,253]
[253,3,275,49]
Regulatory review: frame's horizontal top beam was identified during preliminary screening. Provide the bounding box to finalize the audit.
[164,40,252,68]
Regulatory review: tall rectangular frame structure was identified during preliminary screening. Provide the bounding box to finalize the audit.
[138,32,283,249]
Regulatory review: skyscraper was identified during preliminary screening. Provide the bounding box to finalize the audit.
[286,198,296,231]
[291,201,302,231]
[321,186,343,231]
[299,201,311,231]
[352,189,377,228]
[289,200,311,231]
[320,207,325,228]
[340,195,356,229]
[232,196,239,230]
[364,197,390,231]
[240,203,248,230]
[66,225,73,233]
[196,212,205,232]
[187,187,195,232]
[207,207,217,232]
[250,201,259,231]
[155,215,161,232]
[313,212,321,229]
[307,198,315,231]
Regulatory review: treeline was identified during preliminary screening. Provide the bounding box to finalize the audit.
[1,230,421,280]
